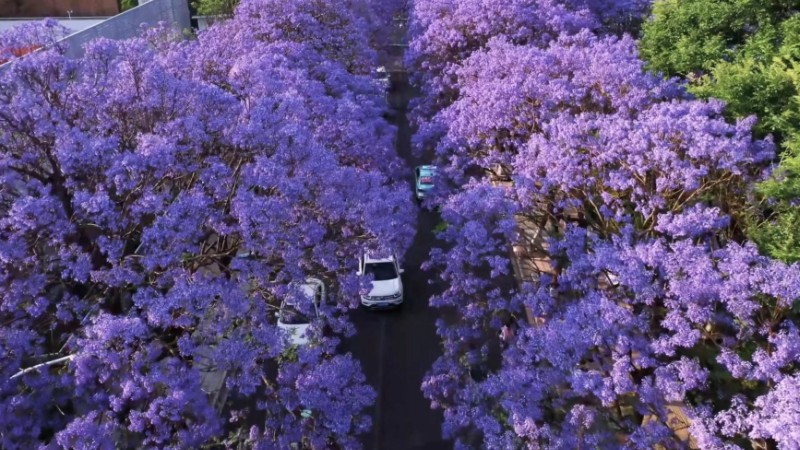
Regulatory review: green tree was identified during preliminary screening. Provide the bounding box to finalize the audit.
[690,16,800,141]
[640,0,796,77]
[640,0,800,262]
[192,0,238,16]
[694,16,800,263]
[121,0,137,11]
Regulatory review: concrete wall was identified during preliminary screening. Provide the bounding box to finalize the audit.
[61,0,190,58]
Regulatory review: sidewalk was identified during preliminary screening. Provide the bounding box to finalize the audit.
[491,177,553,325]
[507,213,551,325]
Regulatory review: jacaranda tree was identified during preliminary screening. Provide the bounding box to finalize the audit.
[409,1,800,448]
[405,0,648,139]
[0,0,414,448]
[0,18,67,64]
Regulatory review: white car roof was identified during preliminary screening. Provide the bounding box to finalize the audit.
[364,253,396,264]
[298,284,316,299]
[283,278,324,307]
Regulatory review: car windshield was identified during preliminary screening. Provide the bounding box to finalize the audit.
[365,261,398,281]
[280,305,310,325]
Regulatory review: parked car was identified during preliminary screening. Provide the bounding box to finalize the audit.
[276,278,326,346]
[414,165,437,201]
[376,66,398,120]
[358,253,404,309]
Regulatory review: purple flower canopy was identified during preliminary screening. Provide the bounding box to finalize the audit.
[2,0,799,448]
[408,0,800,448]
[0,18,68,63]
[0,0,412,448]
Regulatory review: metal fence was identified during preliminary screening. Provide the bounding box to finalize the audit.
[60,0,190,58]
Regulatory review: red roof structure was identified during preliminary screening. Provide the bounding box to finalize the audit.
[0,0,120,17]
[0,45,42,65]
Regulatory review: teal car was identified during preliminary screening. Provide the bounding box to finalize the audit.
[414,165,437,201]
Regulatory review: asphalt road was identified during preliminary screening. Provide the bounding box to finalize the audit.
[340,69,450,450]
[226,44,450,449]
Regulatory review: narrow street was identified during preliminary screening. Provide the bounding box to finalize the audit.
[340,61,450,449]
[226,21,451,448]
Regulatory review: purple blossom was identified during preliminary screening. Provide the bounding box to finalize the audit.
[749,375,800,447]
[0,19,68,63]
[409,0,800,446]
[0,0,410,447]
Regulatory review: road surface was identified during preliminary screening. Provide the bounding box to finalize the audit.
[340,67,450,449]
[226,25,451,450]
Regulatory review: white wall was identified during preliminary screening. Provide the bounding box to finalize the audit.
[60,0,190,58]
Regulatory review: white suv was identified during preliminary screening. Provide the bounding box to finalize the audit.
[358,253,404,309]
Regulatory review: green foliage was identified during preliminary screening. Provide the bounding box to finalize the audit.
[121,0,137,11]
[192,0,238,16]
[692,15,800,263]
[641,0,751,76]
[749,206,800,263]
[432,221,449,234]
[640,1,800,141]
[641,1,800,262]
[749,146,800,263]
[759,145,800,203]
[640,0,797,76]
[689,16,800,141]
